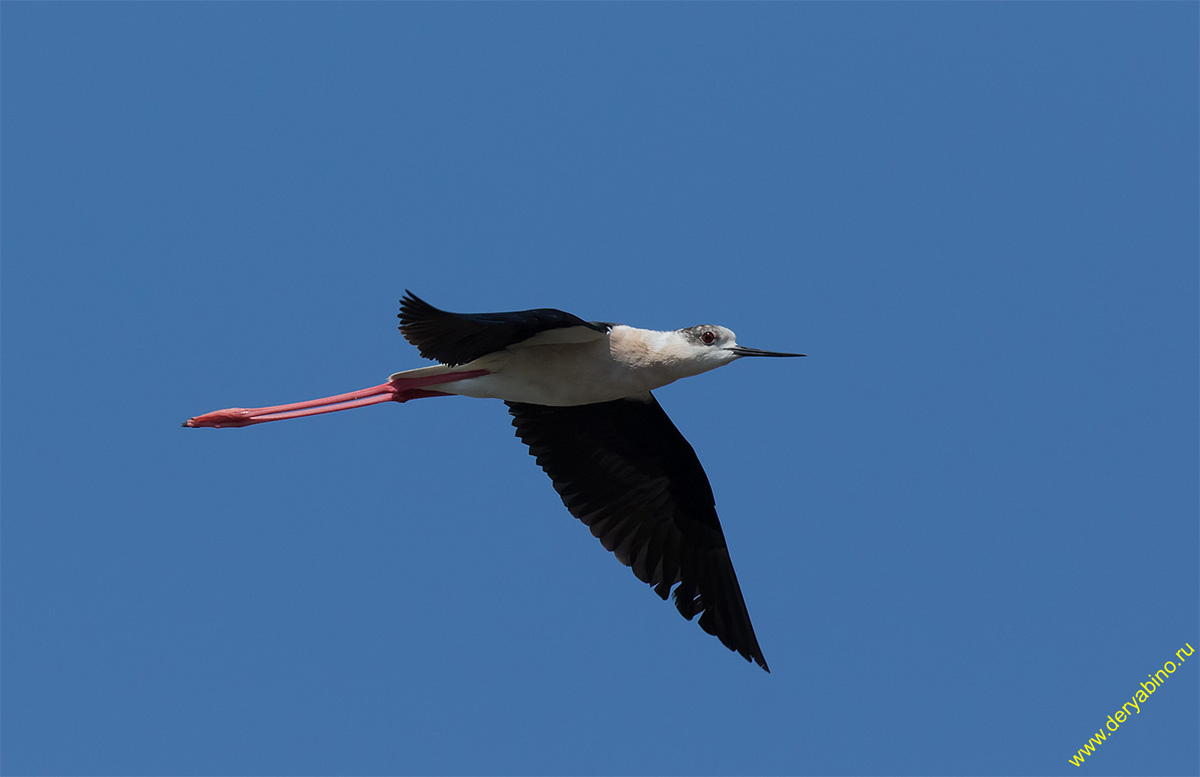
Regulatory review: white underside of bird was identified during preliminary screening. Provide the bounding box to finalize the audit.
[388,325,734,407]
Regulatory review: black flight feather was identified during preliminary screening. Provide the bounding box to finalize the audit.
[505,394,769,672]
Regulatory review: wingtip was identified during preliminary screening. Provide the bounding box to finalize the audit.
[398,290,422,327]
[742,645,770,672]
[399,289,427,308]
[398,290,439,318]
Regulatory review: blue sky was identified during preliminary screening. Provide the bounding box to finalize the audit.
[3,3,1197,775]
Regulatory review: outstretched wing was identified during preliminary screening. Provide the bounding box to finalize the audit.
[398,291,611,366]
[506,394,769,671]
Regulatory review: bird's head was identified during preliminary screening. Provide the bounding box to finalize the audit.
[672,325,805,376]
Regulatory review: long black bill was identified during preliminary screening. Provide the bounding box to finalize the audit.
[729,346,806,358]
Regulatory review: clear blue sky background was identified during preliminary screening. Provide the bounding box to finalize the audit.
[3,3,1197,776]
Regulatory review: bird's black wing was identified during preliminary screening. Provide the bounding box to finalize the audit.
[506,394,769,671]
[399,291,611,366]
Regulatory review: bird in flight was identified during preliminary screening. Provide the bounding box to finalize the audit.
[185,292,804,671]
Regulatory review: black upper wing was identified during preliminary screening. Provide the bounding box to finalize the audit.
[506,394,769,671]
[398,291,611,366]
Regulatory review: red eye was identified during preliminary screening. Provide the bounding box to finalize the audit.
[701,331,716,345]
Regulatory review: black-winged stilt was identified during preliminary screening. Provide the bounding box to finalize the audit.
[185,292,804,671]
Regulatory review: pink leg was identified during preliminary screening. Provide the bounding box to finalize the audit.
[183,369,489,428]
